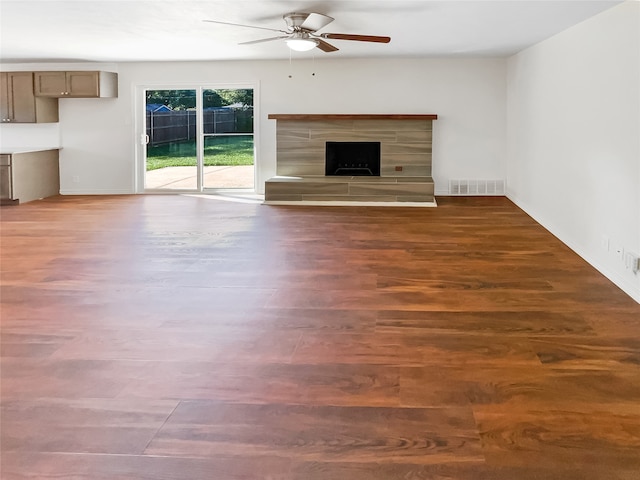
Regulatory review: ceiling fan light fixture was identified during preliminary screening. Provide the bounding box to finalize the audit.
[286,36,318,51]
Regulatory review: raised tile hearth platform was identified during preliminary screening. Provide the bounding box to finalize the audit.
[265,114,437,205]
[265,175,435,204]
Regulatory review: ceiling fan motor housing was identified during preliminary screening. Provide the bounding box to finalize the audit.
[284,13,311,32]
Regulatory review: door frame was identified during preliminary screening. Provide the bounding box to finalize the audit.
[134,82,258,194]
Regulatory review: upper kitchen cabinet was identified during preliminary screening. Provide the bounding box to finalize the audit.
[34,71,118,98]
[1,72,59,123]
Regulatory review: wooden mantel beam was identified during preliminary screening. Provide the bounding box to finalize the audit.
[268,114,438,121]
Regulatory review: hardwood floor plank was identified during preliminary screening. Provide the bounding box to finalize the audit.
[159,307,378,333]
[0,358,152,400]
[1,398,178,454]
[266,286,613,312]
[119,362,401,406]
[291,460,640,480]
[583,310,640,339]
[0,332,75,358]
[474,405,640,469]
[145,401,483,464]
[46,325,301,363]
[0,452,293,480]
[400,365,640,408]
[292,331,541,367]
[529,336,640,369]
[376,310,596,336]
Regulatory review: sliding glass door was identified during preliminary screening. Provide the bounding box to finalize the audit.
[141,86,254,192]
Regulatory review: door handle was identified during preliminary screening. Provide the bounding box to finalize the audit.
[141,134,149,145]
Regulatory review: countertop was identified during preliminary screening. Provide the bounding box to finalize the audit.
[0,147,60,155]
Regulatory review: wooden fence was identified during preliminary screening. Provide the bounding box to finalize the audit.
[146,108,253,146]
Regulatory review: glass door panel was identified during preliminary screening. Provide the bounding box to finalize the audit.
[201,88,254,190]
[144,89,198,190]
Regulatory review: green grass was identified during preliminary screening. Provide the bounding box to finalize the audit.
[146,135,253,171]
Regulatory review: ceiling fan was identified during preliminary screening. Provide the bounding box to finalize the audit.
[203,12,390,53]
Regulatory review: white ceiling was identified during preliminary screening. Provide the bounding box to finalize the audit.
[0,0,625,63]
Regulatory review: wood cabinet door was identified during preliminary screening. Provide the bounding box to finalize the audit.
[0,73,9,121]
[66,71,100,97]
[0,154,12,200]
[34,72,68,96]
[7,72,36,123]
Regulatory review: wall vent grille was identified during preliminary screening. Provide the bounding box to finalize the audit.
[449,179,505,196]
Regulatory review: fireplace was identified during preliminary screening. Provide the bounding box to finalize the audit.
[325,141,381,176]
[266,114,437,204]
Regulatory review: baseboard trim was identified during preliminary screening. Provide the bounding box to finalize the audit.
[264,200,437,207]
[59,189,133,195]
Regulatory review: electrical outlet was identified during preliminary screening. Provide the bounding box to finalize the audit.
[600,235,610,251]
[72,175,80,183]
[624,252,639,273]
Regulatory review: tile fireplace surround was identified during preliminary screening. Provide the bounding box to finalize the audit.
[265,114,437,205]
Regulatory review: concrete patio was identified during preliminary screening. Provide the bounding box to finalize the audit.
[145,165,254,190]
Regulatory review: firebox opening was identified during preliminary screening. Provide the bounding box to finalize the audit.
[325,141,381,176]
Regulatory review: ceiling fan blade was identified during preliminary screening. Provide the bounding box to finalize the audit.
[316,38,339,53]
[239,36,289,45]
[321,33,391,43]
[203,19,286,34]
[300,12,334,32]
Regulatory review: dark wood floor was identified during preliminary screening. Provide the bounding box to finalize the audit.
[1,195,639,479]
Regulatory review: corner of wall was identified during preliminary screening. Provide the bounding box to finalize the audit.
[505,1,640,305]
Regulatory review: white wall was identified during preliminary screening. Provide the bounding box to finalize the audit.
[506,0,640,302]
[0,57,507,195]
[0,122,60,149]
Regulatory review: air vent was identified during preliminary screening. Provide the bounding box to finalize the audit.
[449,179,505,196]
